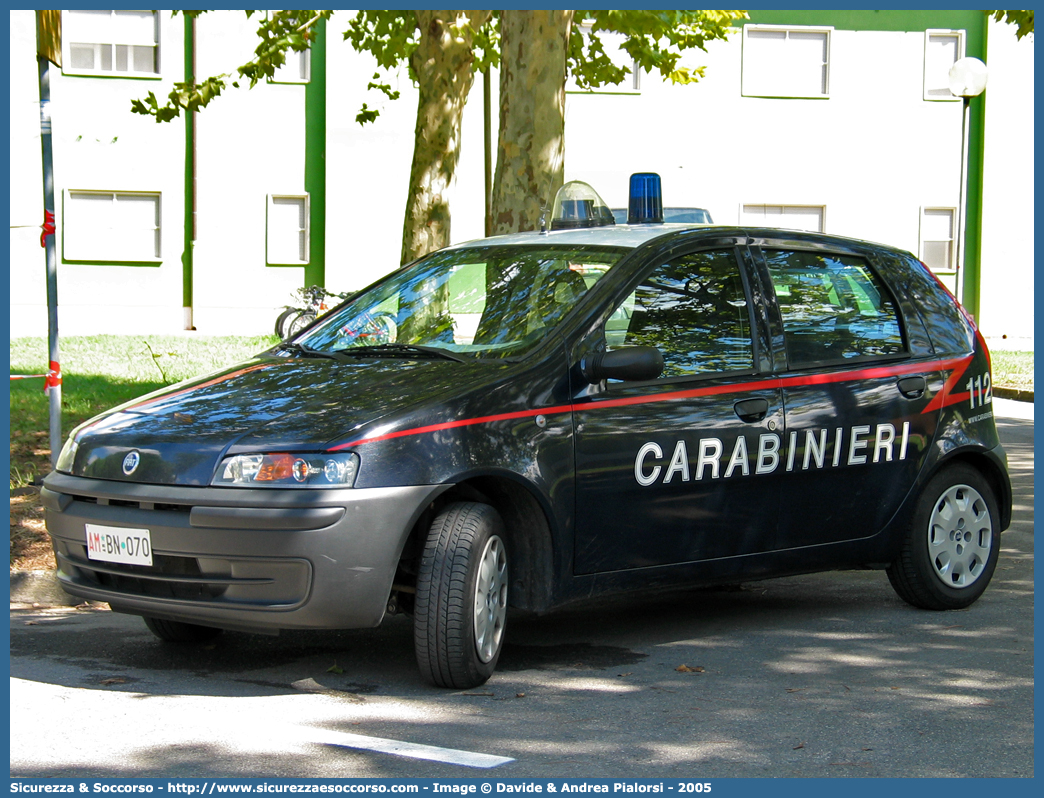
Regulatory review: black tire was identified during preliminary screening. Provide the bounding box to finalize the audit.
[286,310,317,338]
[414,502,509,688]
[275,308,300,338]
[143,616,223,643]
[887,464,1000,610]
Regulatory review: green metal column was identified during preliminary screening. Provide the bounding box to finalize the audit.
[304,18,327,289]
[960,14,988,321]
[182,14,196,329]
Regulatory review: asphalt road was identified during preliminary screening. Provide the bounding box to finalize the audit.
[9,399,1034,779]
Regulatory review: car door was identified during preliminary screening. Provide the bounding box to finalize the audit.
[753,244,939,549]
[571,242,785,575]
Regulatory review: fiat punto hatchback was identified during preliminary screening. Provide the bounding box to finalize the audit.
[43,175,1011,688]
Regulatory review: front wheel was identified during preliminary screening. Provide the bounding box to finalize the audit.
[275,308,300,338]
[887,464,1000,610]
[414,502,509,688]
[286,310,317,338]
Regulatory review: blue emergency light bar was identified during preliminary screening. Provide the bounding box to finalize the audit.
[627,172,664,225]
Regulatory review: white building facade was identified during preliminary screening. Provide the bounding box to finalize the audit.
[8,9,1034,349]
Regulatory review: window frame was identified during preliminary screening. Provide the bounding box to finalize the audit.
[919,206,958,275]
[741,204,826,233]
[61,10,162,79]
[923,29,966,102]
[269,48,311,85]
[266,193,311,266]
[741,24,832,99]
[62,189,163,264]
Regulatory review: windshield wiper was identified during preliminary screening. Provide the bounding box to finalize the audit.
[334,343,467,363]
[276,342,350,361]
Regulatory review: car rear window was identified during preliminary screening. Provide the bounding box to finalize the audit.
[764,249,906,367]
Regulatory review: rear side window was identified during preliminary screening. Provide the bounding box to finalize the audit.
[764,250,905,367]
[608,249,754,378]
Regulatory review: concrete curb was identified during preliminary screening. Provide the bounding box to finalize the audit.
[994,387,1033,403]
[9,569,81,607]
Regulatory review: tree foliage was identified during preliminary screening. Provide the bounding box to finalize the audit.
[569,10,743,89]
[129,9,747,262]
[130,10,332,122]
[988,10,1034,39]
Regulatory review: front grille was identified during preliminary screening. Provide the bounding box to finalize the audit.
[62,547,233,600]
[91,555,226,600]
[69,494,193,514]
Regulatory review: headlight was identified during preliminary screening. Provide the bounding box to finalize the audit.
[55,436,79,474]
[213,452,359,488]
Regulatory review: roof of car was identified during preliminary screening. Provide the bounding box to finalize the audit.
[448,223,911,261]
[450,223,717,251]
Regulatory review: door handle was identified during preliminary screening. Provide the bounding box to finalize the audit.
[897,376,926,399]
[734,397,770,422]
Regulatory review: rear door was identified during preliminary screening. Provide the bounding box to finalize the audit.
[753,244,939,549]
[571,241,785,574]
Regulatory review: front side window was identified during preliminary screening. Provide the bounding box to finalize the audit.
[764,250,905,367]
[742,25,831,98]
[63,10,160,76]
[299,245,627,359]
[63,190,161,262]
[606,249,754,379]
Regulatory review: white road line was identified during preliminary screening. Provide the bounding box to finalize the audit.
[297,726,515,769]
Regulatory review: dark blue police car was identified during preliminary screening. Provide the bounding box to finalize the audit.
[43,175,1011,688]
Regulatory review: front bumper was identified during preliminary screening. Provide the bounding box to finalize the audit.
[42,472,447,632]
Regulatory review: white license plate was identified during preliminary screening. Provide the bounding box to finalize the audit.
[85,524,153,567]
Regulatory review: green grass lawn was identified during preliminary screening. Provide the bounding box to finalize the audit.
[9,334,279,489]
[991,350,1034,393]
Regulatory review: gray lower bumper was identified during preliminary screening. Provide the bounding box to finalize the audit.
[42,472,448,632]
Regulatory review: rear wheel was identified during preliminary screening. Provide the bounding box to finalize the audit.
[887,464,1000,610]
[275,308,300,338]
[143,616,223,643]
[414,502,508,688]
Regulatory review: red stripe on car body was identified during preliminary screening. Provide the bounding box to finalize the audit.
[329,354,974,451]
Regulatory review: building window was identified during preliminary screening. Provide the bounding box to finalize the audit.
[924,30,964,101]
[742,204,825,233]
[920,207,957,273]
[64,191,161,262]
[271,49,311,84]
[63,10,160,77]
[267,195,309,265]
[742,25,831,98]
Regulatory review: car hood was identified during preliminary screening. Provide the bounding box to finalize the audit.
[64,354,500,486]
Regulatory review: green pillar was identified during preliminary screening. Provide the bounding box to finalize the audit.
[304,18,327,289]
[960,15,988,321]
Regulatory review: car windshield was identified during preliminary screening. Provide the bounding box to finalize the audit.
[296,244,629,359]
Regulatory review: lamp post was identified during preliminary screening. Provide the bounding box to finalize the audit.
[948,56,988,309]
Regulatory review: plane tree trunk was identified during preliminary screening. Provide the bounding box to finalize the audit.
[401,10,491,264]
[490,10,575,235]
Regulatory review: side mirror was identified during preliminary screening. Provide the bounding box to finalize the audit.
[581,346,664,384]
